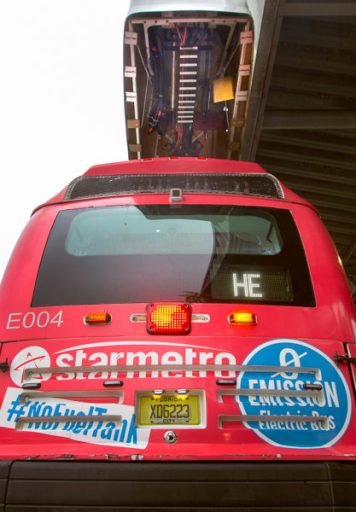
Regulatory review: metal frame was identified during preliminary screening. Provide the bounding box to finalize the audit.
[125,14,252,160]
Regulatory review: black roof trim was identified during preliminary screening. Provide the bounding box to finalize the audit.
[65,173,284,201]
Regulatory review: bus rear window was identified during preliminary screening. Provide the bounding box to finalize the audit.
[32,205,315,306]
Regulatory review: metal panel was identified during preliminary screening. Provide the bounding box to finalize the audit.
[247,7,356,299]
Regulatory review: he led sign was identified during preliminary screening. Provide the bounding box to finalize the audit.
[232,272,262,298]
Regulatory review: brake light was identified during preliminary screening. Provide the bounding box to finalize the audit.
[147,304,191,335]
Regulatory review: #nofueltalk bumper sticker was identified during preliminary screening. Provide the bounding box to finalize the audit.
[237,339,351,448]
[0,387,150,449]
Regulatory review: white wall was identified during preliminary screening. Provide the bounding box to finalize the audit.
[0,0,131,279]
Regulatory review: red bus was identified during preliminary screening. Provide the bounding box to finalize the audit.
[0,157,355,509]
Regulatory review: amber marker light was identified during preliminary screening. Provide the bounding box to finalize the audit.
[84,312,112,325]
[147,304,192,335]
[228,311,256,325]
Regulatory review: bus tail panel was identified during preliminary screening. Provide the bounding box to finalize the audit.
[0,335,354,461]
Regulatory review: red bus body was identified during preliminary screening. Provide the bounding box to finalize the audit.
[0,158,356,509]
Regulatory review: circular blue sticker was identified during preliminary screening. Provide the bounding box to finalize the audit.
[236,339,351,448]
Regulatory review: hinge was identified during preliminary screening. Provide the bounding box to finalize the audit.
[335,353,356,364]
[0,359,9,372]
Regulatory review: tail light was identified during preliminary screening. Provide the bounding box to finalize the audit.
[146,304,191,335]
[84,312,112,325]
[228,310,256,325]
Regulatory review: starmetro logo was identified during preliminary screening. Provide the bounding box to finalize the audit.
[10,346,51,386]
[9,341,237,384]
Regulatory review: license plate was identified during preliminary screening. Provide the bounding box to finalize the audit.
[138,393,200,426]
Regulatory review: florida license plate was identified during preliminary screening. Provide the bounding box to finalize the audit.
[138,393,200,426]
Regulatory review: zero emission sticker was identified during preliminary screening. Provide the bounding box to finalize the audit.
[236,339,351,449]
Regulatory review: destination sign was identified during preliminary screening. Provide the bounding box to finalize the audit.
[211,267,293,303]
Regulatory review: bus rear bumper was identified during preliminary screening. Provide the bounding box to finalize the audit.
[1,460,356,510]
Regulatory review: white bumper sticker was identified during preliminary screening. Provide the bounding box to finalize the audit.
[0,387,150,449]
